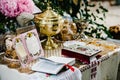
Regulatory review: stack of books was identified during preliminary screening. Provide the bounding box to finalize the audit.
[62,40,102,64]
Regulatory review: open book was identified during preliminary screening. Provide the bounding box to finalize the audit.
[47,56,75,65]
[31,56,75,74]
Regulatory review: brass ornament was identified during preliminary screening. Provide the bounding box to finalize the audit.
[4,35,20,68]
[60,20,77,41]
[34,4,64,49]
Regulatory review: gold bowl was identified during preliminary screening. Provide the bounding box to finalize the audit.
[34,5,64,49]
[4,55,20,68]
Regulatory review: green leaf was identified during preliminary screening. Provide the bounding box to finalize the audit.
[88,4,96,7]
[99,17,103,20]
[81,3,84,6]
[0,23,5,34]
[87,9,90,12]
[96,9,100,14]
[102,13,106,18]
[91,13,96,21]
[99,6,108,12]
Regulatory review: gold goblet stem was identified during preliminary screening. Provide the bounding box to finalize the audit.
[44,36,58,50]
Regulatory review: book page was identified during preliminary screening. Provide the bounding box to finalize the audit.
[47,56,75,65]
[31,59,64,74]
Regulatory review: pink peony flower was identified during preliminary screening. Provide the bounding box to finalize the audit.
[0,0,35,17]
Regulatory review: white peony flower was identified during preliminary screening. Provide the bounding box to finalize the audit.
[92,33,96,38]
[88,24,97,29]
[97,28,103,34]
[63,12,71,17]
[84,27,92,33]
[85,24,94,33]
[100,30,108,39]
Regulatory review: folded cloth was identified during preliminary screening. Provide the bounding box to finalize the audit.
[29,67,82,80]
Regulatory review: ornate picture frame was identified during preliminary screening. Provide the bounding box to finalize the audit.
[22,29,44,59]
[13,36,30,67]
[13,28,44,67]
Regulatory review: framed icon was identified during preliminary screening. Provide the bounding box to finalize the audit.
[23,29,44,59]
[13,28,44,67]
[13,36,30,66]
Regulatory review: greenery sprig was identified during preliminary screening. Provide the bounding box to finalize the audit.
[33,0,111,39]
[0,0,111,39]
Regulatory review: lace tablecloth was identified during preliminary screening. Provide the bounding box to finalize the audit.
[29,67,82,80]
[0,38,120,80]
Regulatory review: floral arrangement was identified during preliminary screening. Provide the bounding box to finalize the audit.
[33,0,112,40]
[0,0,35,34]
[0,0,112,40]
[84,24,108,39]
[0,0,34,17]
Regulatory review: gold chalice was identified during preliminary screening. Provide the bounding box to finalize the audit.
[34,5,64,49]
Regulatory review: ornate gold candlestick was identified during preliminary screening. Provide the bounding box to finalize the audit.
[34,4,64,49]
